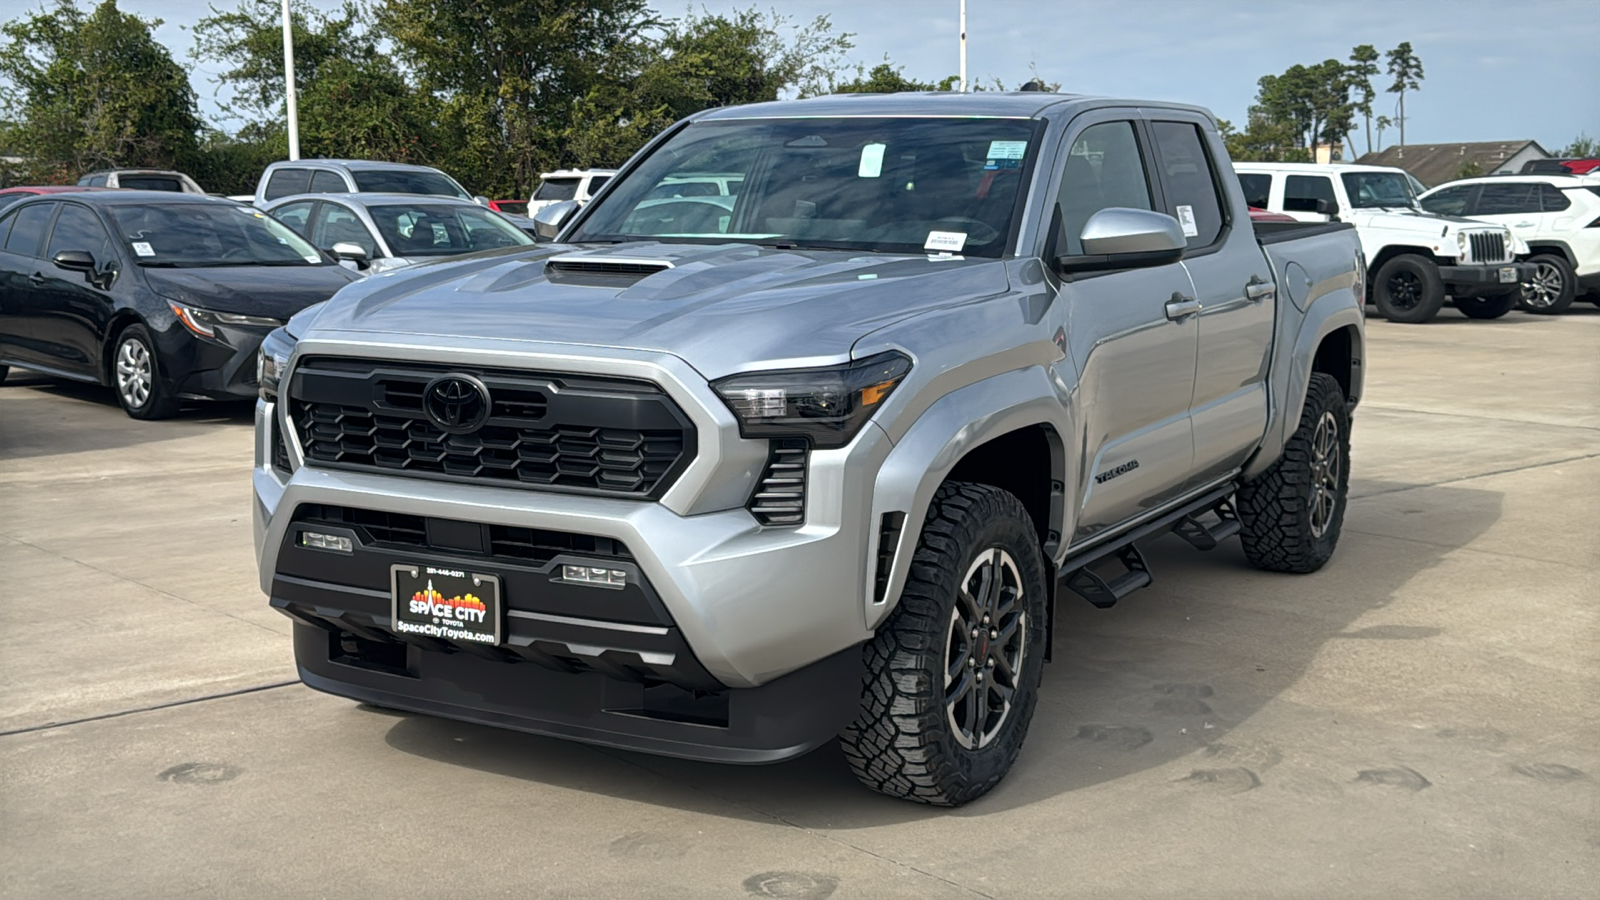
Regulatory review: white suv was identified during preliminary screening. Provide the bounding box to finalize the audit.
[1235,162,1530,323]
[528,168,616,215]
[1419,175,1600,314]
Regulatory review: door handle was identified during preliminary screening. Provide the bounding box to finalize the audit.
[1165,293,1201,320]
[28,271,46,285]
[1245,278,1275,301]
[1514,221,1535,228]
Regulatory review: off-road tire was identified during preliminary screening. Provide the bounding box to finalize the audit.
[840,482,1048,806]
[0,364,8,385]
[1454,292,1518,319]
[1517,253,1576,314]
[1372,255,1445,323]
[111,324,180,420]
[1236,373,1350,574]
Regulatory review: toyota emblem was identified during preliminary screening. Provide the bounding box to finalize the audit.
[422,374,491,433]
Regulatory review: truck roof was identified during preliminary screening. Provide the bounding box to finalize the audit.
[693,91,1214,122]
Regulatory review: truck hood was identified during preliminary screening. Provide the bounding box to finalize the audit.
[1348,207,1500,235]
[302,242,1011,378]
[141,264,358,320]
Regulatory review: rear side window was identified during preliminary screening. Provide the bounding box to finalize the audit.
[535,178,580,201]
[87,174,108,187]
[3,202,56,257]
[1237,173,1271,208]
[46,204,116,265]
[1057,121,1154,256]
[1283,175,1336,213]
[310,170,348,193]
[587,175,611,195]
[1420,185,1474,215]
[1538,183,1571,212]
[1475,183,1541,215]
[271,200,317,235]
[1151,121,1225,247]
[118,175,182,192]
[264,168,311,201]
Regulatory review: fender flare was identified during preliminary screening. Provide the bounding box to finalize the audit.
[1244,297,1364,481]
[864,365,1071,629]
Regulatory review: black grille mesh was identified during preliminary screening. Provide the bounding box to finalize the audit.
[748,439,808,526]
[1468,232,1507,264]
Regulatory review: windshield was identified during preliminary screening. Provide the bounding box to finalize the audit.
[368,203,534,257]
[534,178,580,201]
[1341,172,1418,209]
[350,169,468,199]
[108,203,329,267]
[569,117,1040,258]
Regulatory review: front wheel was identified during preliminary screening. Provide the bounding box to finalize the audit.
[1372,255,1445,323]
[112,325,180,419]
[1236,373,1350,574]
[1455,292,1518,319]
[840,482,1048,806]
[1518,254,1576,314]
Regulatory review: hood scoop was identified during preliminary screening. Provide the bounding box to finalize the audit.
[545,255,674,284]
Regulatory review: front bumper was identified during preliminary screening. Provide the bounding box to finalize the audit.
[1439,262,1535,298]
[159,322,275,400]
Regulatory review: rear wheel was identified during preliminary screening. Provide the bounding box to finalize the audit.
[1454,292,1518,319]
[1372,255,1445,323]
[112,325,180,420]
[1518,254,1576,314]
[1236,373,1350,574]
[840,482,1048,806]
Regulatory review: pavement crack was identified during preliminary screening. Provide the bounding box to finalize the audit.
[0,681,299,737]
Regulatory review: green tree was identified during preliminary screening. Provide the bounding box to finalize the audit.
[0,0,201,184]
[1249,60,1353,157]
[1374,114,1392,151]
[1385,41,1424,148]
[832,59,956,93]
[1561,133,1596,157]
[193,1,441,174]
[1347,44,1380,156]
[1454,160,1483,180]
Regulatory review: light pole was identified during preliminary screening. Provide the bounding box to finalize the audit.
[953,0,966,92]
[281,0,300,160]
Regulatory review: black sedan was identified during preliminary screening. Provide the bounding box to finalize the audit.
[0,191,357,418]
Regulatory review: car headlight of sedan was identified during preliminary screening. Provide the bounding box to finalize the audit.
[168,302,283,338]
[710,351,912,449]
[257,326,295,401]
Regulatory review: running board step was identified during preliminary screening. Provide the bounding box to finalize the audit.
[1064,543,1151,609]
[1171,499,1241,551]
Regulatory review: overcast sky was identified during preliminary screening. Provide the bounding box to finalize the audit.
[129,0,1600,155]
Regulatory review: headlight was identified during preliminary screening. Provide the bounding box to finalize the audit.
[257,326,295,400]
[1456,231,1469,256]
[710,351,912,449]
[169,302,283,338]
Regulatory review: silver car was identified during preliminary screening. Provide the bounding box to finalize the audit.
[263,193,534,273]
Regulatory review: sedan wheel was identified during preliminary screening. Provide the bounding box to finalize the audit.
[1518,255,1576,314]
[111,325,180,419]
[115,338,152,408]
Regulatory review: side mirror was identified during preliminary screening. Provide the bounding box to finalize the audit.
[533,200,579,241]
[473,195,491,207]
[330,242,370,269]
[53,249,95,271]
[1315,198,1340,217]
[1056,208,1186,274]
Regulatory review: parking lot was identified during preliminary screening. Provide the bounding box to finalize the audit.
[1,305,1596,899]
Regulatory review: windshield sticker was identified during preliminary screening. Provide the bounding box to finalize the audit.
[858,142,886,178]
[985,140,1027,170]
[1176,205,1199,237]
[302,253,321,263]
[131,241,155,257]
[924,231,967,252]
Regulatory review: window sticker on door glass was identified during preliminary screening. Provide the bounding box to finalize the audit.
[1175,205,1199,238]
[132,241,155,257]
[984,140,1028,170]
[858,142,886,178]
[924,230,967,252]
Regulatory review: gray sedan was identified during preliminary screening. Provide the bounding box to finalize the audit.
[263,193,533,273]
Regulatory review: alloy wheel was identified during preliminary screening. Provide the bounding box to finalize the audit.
[944,548,1027,750]
[1309,410,1341,538]
[115,338,152,409]
[1520,261,1564,309]
[1385,271,1422,311]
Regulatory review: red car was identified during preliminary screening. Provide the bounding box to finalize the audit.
[1249,206,1298,223]
[487,199,529,215]
[0,185,114,211]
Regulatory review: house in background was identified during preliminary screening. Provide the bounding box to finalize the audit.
[1356,140,1550,187]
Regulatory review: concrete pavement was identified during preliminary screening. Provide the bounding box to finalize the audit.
[2,304,1596,899]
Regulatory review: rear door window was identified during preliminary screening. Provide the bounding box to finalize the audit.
[270,200,317,235]
[1538,183,1571,212]
[309,170,348,193]
[45,204,116,266]
[1237,173,1272,208]
[1420,185,1475,216]
[1151,121,1226,248]
[264,168,312,201]
[1283,175,1337,213]
[3,202,57,257]
[534,178,580,202]
[1474,183,1541,215]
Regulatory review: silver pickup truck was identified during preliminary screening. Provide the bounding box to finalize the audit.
[253,92,1365,806]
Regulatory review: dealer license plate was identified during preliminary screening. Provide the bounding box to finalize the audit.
[390,564,501,646]
[1499,267,1518,284]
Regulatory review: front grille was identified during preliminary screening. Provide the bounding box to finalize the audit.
[747,439,808,526]
[293,504,633,566]
[270,418,291,474]
[287,358,695,498]
[1468,232,1508,264]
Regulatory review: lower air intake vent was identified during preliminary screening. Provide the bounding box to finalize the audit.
[748,439,808,526]
[873,512,906,603]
